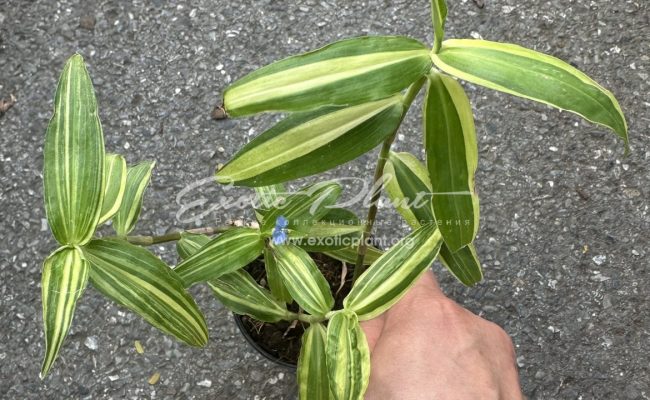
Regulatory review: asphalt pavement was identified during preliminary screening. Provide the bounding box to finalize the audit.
[0,0,648,398]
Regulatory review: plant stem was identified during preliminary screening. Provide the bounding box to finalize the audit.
[353,77,427,281]
[123,226,232,246]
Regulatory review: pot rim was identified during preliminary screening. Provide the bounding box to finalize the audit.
[233,313,298,371]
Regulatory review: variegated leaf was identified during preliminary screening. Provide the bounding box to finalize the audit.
[83,238,208,347]
[224,36,431,116]
[424,72,479,252]
[431,39,628,150]
[98,153,127,224]
[326,311,370,400]
[263,246,292,304]
[438,243,483,286]
[174,228,264,287]
[384,151,435,228]
[261,182,342,234]
[324,246,382,266]
[430,0,448,52]
[384,151,483,286]
[255,184,286,210]
[272,244,334,316]
[208,269,289,323]
[216,96,404,186]
[40,246,89,378]
[112,161,155,236]
[43,54,105,245]
[298,323,331,400]
[344,223,443,320]
[176,232,211,260]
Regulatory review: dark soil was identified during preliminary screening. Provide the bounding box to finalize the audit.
[239,252,353,366]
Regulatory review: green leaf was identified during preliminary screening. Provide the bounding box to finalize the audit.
[430,0,448,53]
[224,36,431,116]
[324,246,383,266]
[384,151,435,227]
[176,232,212,260]
[112,161,155,236]
[40,246,89,378]
[326,311,370,400]
[384,151,482,286]
[439,243,483,286]
[298,323,331,400]
[255,184,286,210]
[431,39,628,151]
[98,154,127,224]
[344,223,443,320]
[217,96,404,186]
[43,54,105,245]
[82,238,208,347]
[261,182,342,234]
[174,228,264,287]
[263,246,293,303]
[208,269,289,323]
[272,244,334,316]
[424,72,479,252]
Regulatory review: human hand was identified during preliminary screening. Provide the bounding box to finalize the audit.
[361,270,523,400]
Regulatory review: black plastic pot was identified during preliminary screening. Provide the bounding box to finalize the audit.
[233,313,297,370]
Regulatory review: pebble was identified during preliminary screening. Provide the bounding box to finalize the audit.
[84,336,99,350]
[602,294,613,309]
[197,379,212,388]
[592,255,606,265]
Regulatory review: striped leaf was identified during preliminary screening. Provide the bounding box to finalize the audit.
[384,151,482,286]
[324,246,383,266]
[43,54,105,245]
[292,223,363,251]
[326,311,370,400]
[261,182,342,234]
[216,96,404,186]
[255,184,286,210]
[294,208,363,251]
[263,246,292,303]
[224,36,431,116]
[384,151,435,228]
[40,246,89,378]
[176,232,211,260]
[431,39,628,150]
[208,269,289,323]
[272,244,334,316]
[174,228,264,287]
[424,72,479,252]
[298,323,331,400]
[112,161,155,236]
[438,243,483,286]
[82,238,208,347]
[98,154,127,224]
[430,0,448,52]
[344,223,443,320]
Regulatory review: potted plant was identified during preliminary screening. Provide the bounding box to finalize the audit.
[38,0,626,398]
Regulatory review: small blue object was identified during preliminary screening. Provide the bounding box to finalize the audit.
[272,215,289,245]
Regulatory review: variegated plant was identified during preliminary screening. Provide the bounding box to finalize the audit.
[39,0,627,398]
[210,0,627,398]
[39,55,208,378]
